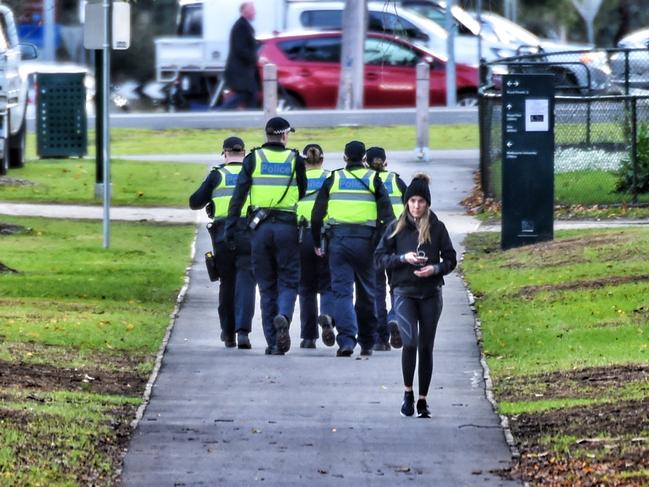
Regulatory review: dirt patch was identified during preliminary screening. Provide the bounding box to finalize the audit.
[516,274,649,298]
[510,397,649,440]
[0,359,147,396]
[0,262,19,273]
[495,364,649,403]
[501,398,649,486]
[0,341,151,375]
[0,403,136,486]
[0,177,35,187]
[0,223,31,235]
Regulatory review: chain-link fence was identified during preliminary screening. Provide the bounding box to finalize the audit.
[479,48,649,207]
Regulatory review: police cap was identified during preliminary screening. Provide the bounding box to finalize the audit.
[344,140,366,162]
[222,136,245,154]
[365,146,386,163]
[265,117,295,135]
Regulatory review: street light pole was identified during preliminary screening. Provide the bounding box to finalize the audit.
[101,0,112,249]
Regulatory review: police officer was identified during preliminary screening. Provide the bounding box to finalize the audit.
[297,144,335,349]
[311,141,395,357]
[225,117,307,355]
[189,136,256,349]
[365,147,407,352]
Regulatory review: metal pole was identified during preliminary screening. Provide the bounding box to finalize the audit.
[631,97,638,205]
[102,0,111,249]
[445,0,457,107]
[477,0,483,65]
[95,49,103,196]
[43,0,56,61]
[263,63,277,121]
[415,62,430,160]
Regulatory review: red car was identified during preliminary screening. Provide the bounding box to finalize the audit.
[256,31,479,109]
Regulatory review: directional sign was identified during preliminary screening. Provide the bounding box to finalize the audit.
[501,74,555,250]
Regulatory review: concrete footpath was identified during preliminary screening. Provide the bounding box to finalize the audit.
[118,153,519,486]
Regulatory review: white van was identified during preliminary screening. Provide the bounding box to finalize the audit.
[0,4,37,174]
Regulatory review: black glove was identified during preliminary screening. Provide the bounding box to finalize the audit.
[205,201,215,219]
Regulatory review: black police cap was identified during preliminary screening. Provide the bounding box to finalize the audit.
[344,140,366,161]
[265,117,295,135]
[365,146,386,163]
[222,136,245,154]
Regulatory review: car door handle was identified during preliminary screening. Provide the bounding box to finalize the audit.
[298,69,311,77]
[366,73,378,80]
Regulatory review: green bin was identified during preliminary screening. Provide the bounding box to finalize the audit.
[36,72,87,158]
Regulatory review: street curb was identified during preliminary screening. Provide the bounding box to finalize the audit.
[459,254,520,460]
[128,225,199,431]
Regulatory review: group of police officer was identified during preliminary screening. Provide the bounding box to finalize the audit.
[189,116,407,357]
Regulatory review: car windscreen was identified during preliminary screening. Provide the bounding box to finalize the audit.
[177,4,202,37]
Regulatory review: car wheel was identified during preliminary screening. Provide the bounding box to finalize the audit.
[9,118,26,168]
[0,138,9,176]
[456,93,478,107]
[277,93,303,112]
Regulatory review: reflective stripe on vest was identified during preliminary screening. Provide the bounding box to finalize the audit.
[327,168,377,227]
[297,168,330,221]
[378,171,404,217]
[211,165,249,219]
[249,148,299,212]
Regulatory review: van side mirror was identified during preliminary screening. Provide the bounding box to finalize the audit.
[20,43,38,61]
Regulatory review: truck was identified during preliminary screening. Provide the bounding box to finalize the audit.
[0,4,37,175]
[155,0,292,109]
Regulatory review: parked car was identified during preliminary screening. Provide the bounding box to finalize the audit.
[610,28,649,91]
[287,1,513,66]
[0,4,37,174]
[255,31,479,109]
[471,11,612,93]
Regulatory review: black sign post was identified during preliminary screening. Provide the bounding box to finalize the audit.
[501,74,555,250]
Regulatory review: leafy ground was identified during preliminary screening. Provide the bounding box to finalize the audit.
[0,216,194,485]
[462,229,649,486]
[25,124,479,158]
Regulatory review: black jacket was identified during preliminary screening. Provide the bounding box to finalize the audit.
[374,210,457,297]
[310,162,395,243]
[224,16,258,94]
[189,163,243,211]
[225,142,307,240]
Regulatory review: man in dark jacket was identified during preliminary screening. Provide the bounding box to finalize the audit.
[221,2,258,110]
[225,117,307,355]
[189,137,256,349]
[311,141,395,357]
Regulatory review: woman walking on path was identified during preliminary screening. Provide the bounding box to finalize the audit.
[374,173,457,418]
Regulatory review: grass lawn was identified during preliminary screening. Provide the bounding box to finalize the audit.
[0,216,195,484]
[25,124,479,158]
[462,228,649,484]
[1,159,207,207]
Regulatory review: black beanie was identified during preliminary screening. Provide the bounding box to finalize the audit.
[404,174,431,206]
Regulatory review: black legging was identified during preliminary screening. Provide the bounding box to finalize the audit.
[394,290,443,397]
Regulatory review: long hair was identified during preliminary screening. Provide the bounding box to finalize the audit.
[390,173,431,244]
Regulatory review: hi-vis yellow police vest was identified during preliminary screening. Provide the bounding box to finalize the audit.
[249,148,299,212]
[297,168,330,222]
[327,168,377,227]
[378,171,404,217]
[211,164,249,219]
